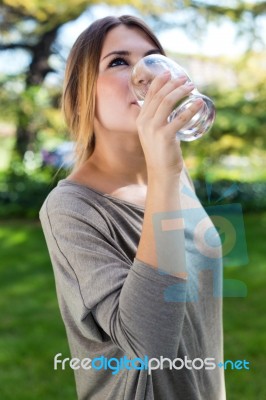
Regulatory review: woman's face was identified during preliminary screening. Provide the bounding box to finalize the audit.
[94,25,161,136]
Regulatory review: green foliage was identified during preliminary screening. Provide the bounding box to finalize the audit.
[1,1,266,176]
[215,51,266,144]
[193,179,266,212]
[0,160,266,220]
[0,76,66,154]
[182,50,266,177]
[1,0,176,28]
[0,161,68,218]
[0,0,183,157]
[0,136,15,170]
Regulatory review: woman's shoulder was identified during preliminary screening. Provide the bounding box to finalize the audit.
[42,178,94,208]
[39,179,109,230]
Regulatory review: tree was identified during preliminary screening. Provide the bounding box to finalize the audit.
[0,0,175,157]
[0,1,89,156]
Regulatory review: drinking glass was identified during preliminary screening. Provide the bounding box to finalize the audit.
[130,54,216,141]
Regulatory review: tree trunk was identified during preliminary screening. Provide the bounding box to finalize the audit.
[14,109,33,157]
[26,26,60,86]
[15,26,60,159]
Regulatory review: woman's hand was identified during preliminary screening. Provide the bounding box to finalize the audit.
[136,71,203,178]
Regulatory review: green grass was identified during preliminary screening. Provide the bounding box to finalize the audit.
[223,212,266,399]
[0,214,265,399]
[0,221,76,399]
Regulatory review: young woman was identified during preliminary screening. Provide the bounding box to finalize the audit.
[40,15,226,400]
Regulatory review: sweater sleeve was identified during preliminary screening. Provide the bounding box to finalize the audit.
[40,188,188,360]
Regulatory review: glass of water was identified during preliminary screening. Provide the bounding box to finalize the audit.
[130,54,216,141]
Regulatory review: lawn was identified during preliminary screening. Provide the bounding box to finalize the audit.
[222,212,266,399]
[0,221,76,399]
[0,213,265,399]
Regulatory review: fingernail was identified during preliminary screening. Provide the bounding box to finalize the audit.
[195,98,204,104]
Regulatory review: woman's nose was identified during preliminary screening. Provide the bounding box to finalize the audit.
[131,63,155,88]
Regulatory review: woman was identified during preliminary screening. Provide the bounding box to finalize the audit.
[40,15,226,400]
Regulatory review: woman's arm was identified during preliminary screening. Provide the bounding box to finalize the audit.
[135,72,203,278]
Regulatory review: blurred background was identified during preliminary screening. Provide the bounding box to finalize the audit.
[0,1,265,399]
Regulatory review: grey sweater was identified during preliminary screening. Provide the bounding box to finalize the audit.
[39,171,226,400]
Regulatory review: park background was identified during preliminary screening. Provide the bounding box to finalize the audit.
[0,0,265,399]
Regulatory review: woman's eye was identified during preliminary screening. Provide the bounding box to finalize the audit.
[108,58,128,68]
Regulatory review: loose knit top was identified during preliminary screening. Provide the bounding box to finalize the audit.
[39,168,226,400]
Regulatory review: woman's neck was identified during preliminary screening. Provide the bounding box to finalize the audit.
[86,136,148,186]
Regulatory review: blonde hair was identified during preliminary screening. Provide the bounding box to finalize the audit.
[62,15,165,169]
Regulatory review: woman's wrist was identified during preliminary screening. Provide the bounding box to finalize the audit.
[147,169,182,189]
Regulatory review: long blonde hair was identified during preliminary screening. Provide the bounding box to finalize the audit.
[62,15,165,169]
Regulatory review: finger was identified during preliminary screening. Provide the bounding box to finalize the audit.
[150,81,195,124]
[142,76,188,120]
[140,71,171,109]
[146,70,172,96]
[165,98,204,135]
[146,74,187,103]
